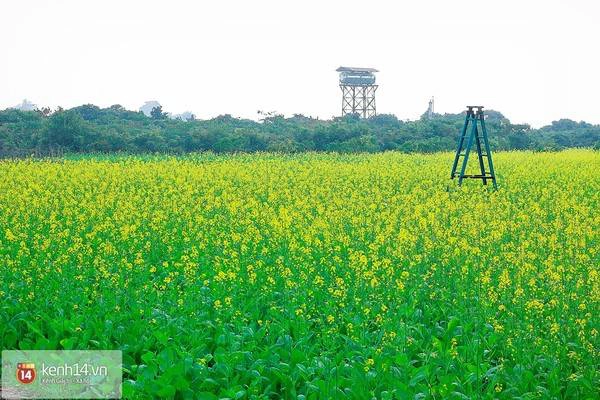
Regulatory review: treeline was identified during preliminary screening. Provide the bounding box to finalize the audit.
[0,104,598,156]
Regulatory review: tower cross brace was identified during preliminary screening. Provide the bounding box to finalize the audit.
[340,84,378,118]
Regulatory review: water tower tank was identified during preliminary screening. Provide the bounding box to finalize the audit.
[336,66,378,86]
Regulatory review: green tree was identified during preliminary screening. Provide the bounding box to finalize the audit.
[42,110,86,151]
[150,106,168,120]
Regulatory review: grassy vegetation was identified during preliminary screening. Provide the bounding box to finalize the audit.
[1,150,598,399]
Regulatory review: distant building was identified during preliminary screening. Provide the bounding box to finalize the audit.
[13,99,37,111]
[139,101,195,121]
[139,101,161,117]
[173,111,195,121]
[427,97,435,119]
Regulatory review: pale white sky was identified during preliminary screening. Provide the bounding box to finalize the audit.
[1,0,599,127]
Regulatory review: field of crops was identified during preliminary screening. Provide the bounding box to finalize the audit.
[0,150,598,399]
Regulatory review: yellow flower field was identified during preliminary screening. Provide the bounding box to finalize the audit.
[0,150,598,398]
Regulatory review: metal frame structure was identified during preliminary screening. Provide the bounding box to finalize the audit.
[340,85,378,118]
[337,67,378,118]
[450,106,497,189]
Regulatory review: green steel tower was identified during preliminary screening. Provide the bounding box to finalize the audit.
[450,106,497,189]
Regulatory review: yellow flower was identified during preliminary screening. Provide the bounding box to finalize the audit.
[5,229,17,242]
[493,322,504,333]
[450,337,458,358]
[568,373,580,381]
